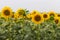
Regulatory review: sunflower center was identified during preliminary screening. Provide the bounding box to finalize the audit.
[4,10,10,16]
[55,19,59,24]
[58,14,60,17]
[43,14,47,18]
[34,15,41,21]
[50,13,54,16]
[18,10,25,15]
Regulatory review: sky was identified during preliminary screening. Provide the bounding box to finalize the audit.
[0,0,60,12]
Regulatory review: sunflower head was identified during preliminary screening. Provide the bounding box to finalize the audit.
[31,10,37,14]
[48,11,57,17]
[27,10,41,19]
[26,13,32,18]
[30,10,40,16]
[57,13,60,19]
[16,8,25,17]
[1,6,12,18]
[54,17,60,24]
[42,12,49,20]
[32,13,44,24]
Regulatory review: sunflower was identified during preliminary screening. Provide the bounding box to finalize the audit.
[26,13,32,18]
[56,13,60,19]
[31,10,37,14]
[54,17,60,24]
[42,12,49,20]
[26,10,40,19]
[1,6,12,19]
[31,13,44,24]
[48,11,57,17]
[30,10,40,16]
[15,8,26,18]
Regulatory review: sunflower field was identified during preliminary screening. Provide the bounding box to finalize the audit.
[0,6,60,40]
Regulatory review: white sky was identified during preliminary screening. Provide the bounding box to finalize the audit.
[0,0,60,12]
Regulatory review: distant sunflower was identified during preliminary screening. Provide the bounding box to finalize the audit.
[27,10,40,19]
[31,10,37,14]
[31,13,44,24]
[26,13,32,18]
[15,8,25,18]
[54,17,60,24]
[42,12,49,20]
[57,13,60,19]
[48,11,57,17]
[30,10,40,16]
[1,6,12,18]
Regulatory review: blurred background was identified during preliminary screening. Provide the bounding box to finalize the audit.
[0,0,60,12]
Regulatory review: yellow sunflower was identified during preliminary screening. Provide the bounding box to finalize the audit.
[56,13,60,19]
[48,11,57,17]
[26,13,32,18]
[1,6,12,19]
[54,17,60,24]
[42,12,49,20]
[30,10,40,16]
[31,13,44,24]
[26,10,40,19]
[15,8,25,18]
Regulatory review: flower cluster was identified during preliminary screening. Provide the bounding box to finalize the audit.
[0,6,60,24]
[0,6,60,40]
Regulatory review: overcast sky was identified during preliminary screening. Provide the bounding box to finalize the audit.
[0,0,60,12]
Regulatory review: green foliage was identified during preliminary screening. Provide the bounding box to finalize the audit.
[0,17,60,40]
